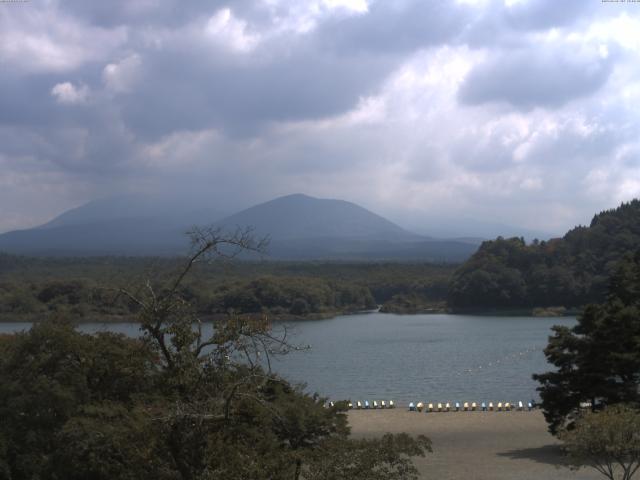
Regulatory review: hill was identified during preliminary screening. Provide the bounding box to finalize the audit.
[0,193,478,261]
[0,194,225,256]
[448,199,640,310]
[215,194,477,261]
[217,194,420,241]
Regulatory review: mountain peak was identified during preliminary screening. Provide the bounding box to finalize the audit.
[217,194,416,241]
[276,193,315,201]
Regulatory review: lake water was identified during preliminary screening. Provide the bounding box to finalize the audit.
[0,313,574,406]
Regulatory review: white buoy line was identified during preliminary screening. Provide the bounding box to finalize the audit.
[455,345,544,377]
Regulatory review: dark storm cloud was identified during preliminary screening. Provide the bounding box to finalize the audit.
[3,0,598,143]
[103,0,471,139]
[458,47,615,109]
[0,70,134,173]
[117,43,395,139]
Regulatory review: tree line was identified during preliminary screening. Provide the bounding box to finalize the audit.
[0,255,454,321]
[449,200,640,310]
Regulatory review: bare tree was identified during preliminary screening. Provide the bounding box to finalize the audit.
[117,226,297,412]
[118,226,277,366]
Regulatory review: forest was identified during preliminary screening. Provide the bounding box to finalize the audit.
[0,254,453,322]
[448,200,640,310]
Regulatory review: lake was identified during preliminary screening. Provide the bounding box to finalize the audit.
[0,313,574,406]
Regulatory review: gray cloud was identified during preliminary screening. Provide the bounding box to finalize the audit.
[59,0,258,28]
[319,1,468,53]
[503,0,593,31]
[458,47,615,109]
[0,0,639,235]
[117,43,395,139]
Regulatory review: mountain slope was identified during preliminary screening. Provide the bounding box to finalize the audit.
[0,194,225,256]
[0,193,479,261]
[213,194,478,261]
[216,194,420,241]
[448,199,640,309]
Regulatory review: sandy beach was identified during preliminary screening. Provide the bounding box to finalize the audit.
[348,409,601,480]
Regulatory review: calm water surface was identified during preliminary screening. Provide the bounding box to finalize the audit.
[1,313,574,406]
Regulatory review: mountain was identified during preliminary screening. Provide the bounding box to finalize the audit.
[217,194,420,241]
[0,194,226,256]
[448,199,640,310]
[213,194,478,261]
[39,194,222,230]
[0,193,479,261]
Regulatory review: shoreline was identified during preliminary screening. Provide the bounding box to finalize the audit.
[0,308,578,324]
[348,409,600,479]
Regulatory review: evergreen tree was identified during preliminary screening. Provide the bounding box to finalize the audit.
[534,251,640,434]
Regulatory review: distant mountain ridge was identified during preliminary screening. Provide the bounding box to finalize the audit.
[0,193,479,261]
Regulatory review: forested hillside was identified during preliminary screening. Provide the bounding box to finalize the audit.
[448,200,640,310]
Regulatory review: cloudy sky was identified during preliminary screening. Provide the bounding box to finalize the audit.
[1,0,639,236]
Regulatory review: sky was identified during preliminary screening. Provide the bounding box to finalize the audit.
[1,0,639,237]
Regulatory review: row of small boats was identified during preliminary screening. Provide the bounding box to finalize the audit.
[329,400,537,411]
[348,400,395,409]
[408,401,534,412]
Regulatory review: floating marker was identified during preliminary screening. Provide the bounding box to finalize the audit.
[497,402,503,411]
[389,400,395,409]
[417,402,424,412]
[472,402,478,411]
[428,403,434,413]
[409,402,415,411]
[455,402,460,412]
[463,402,469,411]
[489,402,494,411]
[437,403,443,412]
[445,402,451,412]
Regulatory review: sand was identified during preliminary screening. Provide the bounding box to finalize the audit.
[348,409,601,480]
